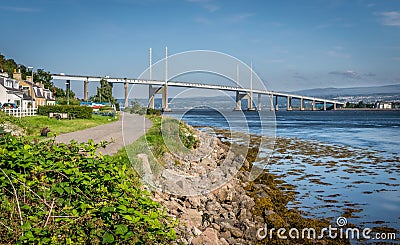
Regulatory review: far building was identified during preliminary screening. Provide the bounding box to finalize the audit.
[13,69,55,107]
[375,101,392,109]
[0,75,33,108]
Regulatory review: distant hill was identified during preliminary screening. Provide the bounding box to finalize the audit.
[291,84,400,97]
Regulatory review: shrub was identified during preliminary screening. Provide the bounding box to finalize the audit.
[37,105,93,119]
[146,108,161,116]
[0,136,177,244]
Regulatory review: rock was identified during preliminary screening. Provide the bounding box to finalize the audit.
[219,230,231,240]
[192,226,202,236]
[212,223,220,231]
[219,238,229,245]
[180,208,203,228]
[229,226,243,238]
[191,228,219,245]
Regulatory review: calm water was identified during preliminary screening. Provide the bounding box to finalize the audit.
[165,109,400,234]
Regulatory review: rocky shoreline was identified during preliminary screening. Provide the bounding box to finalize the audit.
[150,128,350,244]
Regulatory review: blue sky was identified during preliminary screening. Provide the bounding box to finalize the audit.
[1,0,400,98]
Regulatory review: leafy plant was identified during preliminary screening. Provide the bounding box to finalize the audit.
[0,136,177,244]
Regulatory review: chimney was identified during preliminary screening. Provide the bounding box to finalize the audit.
[36,81,44,89]
[13,69,22,81]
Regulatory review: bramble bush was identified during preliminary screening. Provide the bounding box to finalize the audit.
[0,136,177,244]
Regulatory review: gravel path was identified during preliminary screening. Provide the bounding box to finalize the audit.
[55,112,152,155]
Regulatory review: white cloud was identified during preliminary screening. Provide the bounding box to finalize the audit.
[379,11,400,26]
[329,70,359,78]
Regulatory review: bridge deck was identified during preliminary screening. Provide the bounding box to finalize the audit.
[51,74,345,105]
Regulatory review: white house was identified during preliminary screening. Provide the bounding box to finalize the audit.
[375,101,392,109]
[0,76,23,107]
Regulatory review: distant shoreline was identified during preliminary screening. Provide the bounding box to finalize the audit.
[337,108,400,111]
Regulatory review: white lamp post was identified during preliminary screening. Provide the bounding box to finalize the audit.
[27,66,34,109]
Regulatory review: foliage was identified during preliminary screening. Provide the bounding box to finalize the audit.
[56,98,80,105]
[0,53,19,78]
[130,100,146,115]
[146,108,161,116]
[345,101,374,108]
[146,116,199,158]
[37,105,93,119]
[90,79,116,104]
[33,69,53,89]
[0,136,177,244]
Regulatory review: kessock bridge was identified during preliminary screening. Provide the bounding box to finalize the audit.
[51,73,345,112]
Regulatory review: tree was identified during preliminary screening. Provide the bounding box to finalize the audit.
[34,69,53,89]
[90,79,116,104]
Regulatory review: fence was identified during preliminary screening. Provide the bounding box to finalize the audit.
[2,108,37,117]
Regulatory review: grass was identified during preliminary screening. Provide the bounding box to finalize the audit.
[20,114,118,138]
[119,115,199,179]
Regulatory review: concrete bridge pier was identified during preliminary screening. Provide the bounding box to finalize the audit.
[269,94,274,111]
[235,91,242,111]
[148,85,155,109]
[333,103,337,110]
[235,91,252,111]
[124,81,129,108]
[300,97,304,111]
[275,96,279,111]
[162,84,171,112]
[323,101,327,111]
[248,93,255,111]
[258,94,262,111]
[287,96,292,111]
[312,100,316,111]
[84,78,89,101]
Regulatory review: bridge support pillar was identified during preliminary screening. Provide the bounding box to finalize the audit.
[148,85,155,109]
[333,103,337,110]
[300,97,304,111]
[269,94,274,111]
[235,91,242,111]
[323,101,327,111]
[287,96,292,111]
[162,84,171,112]
[124,81,129,108]
[312,100,316,111]
[275,96,279,111]
[258,94,262,111]
[84,79,88,102]
[248,92,255,111]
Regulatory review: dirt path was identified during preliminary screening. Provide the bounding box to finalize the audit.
[55,112,152,155]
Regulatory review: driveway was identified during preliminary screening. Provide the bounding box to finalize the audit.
[55,112,152,155]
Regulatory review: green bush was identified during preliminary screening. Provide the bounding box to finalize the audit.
[37,105,93,119]
[0,136,177,244]
[146,108,161,116]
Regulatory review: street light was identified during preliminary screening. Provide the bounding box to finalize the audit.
[27,66,34,109]
[65,80,70,105]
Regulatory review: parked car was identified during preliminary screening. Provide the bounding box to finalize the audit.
[2,103,18,109]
